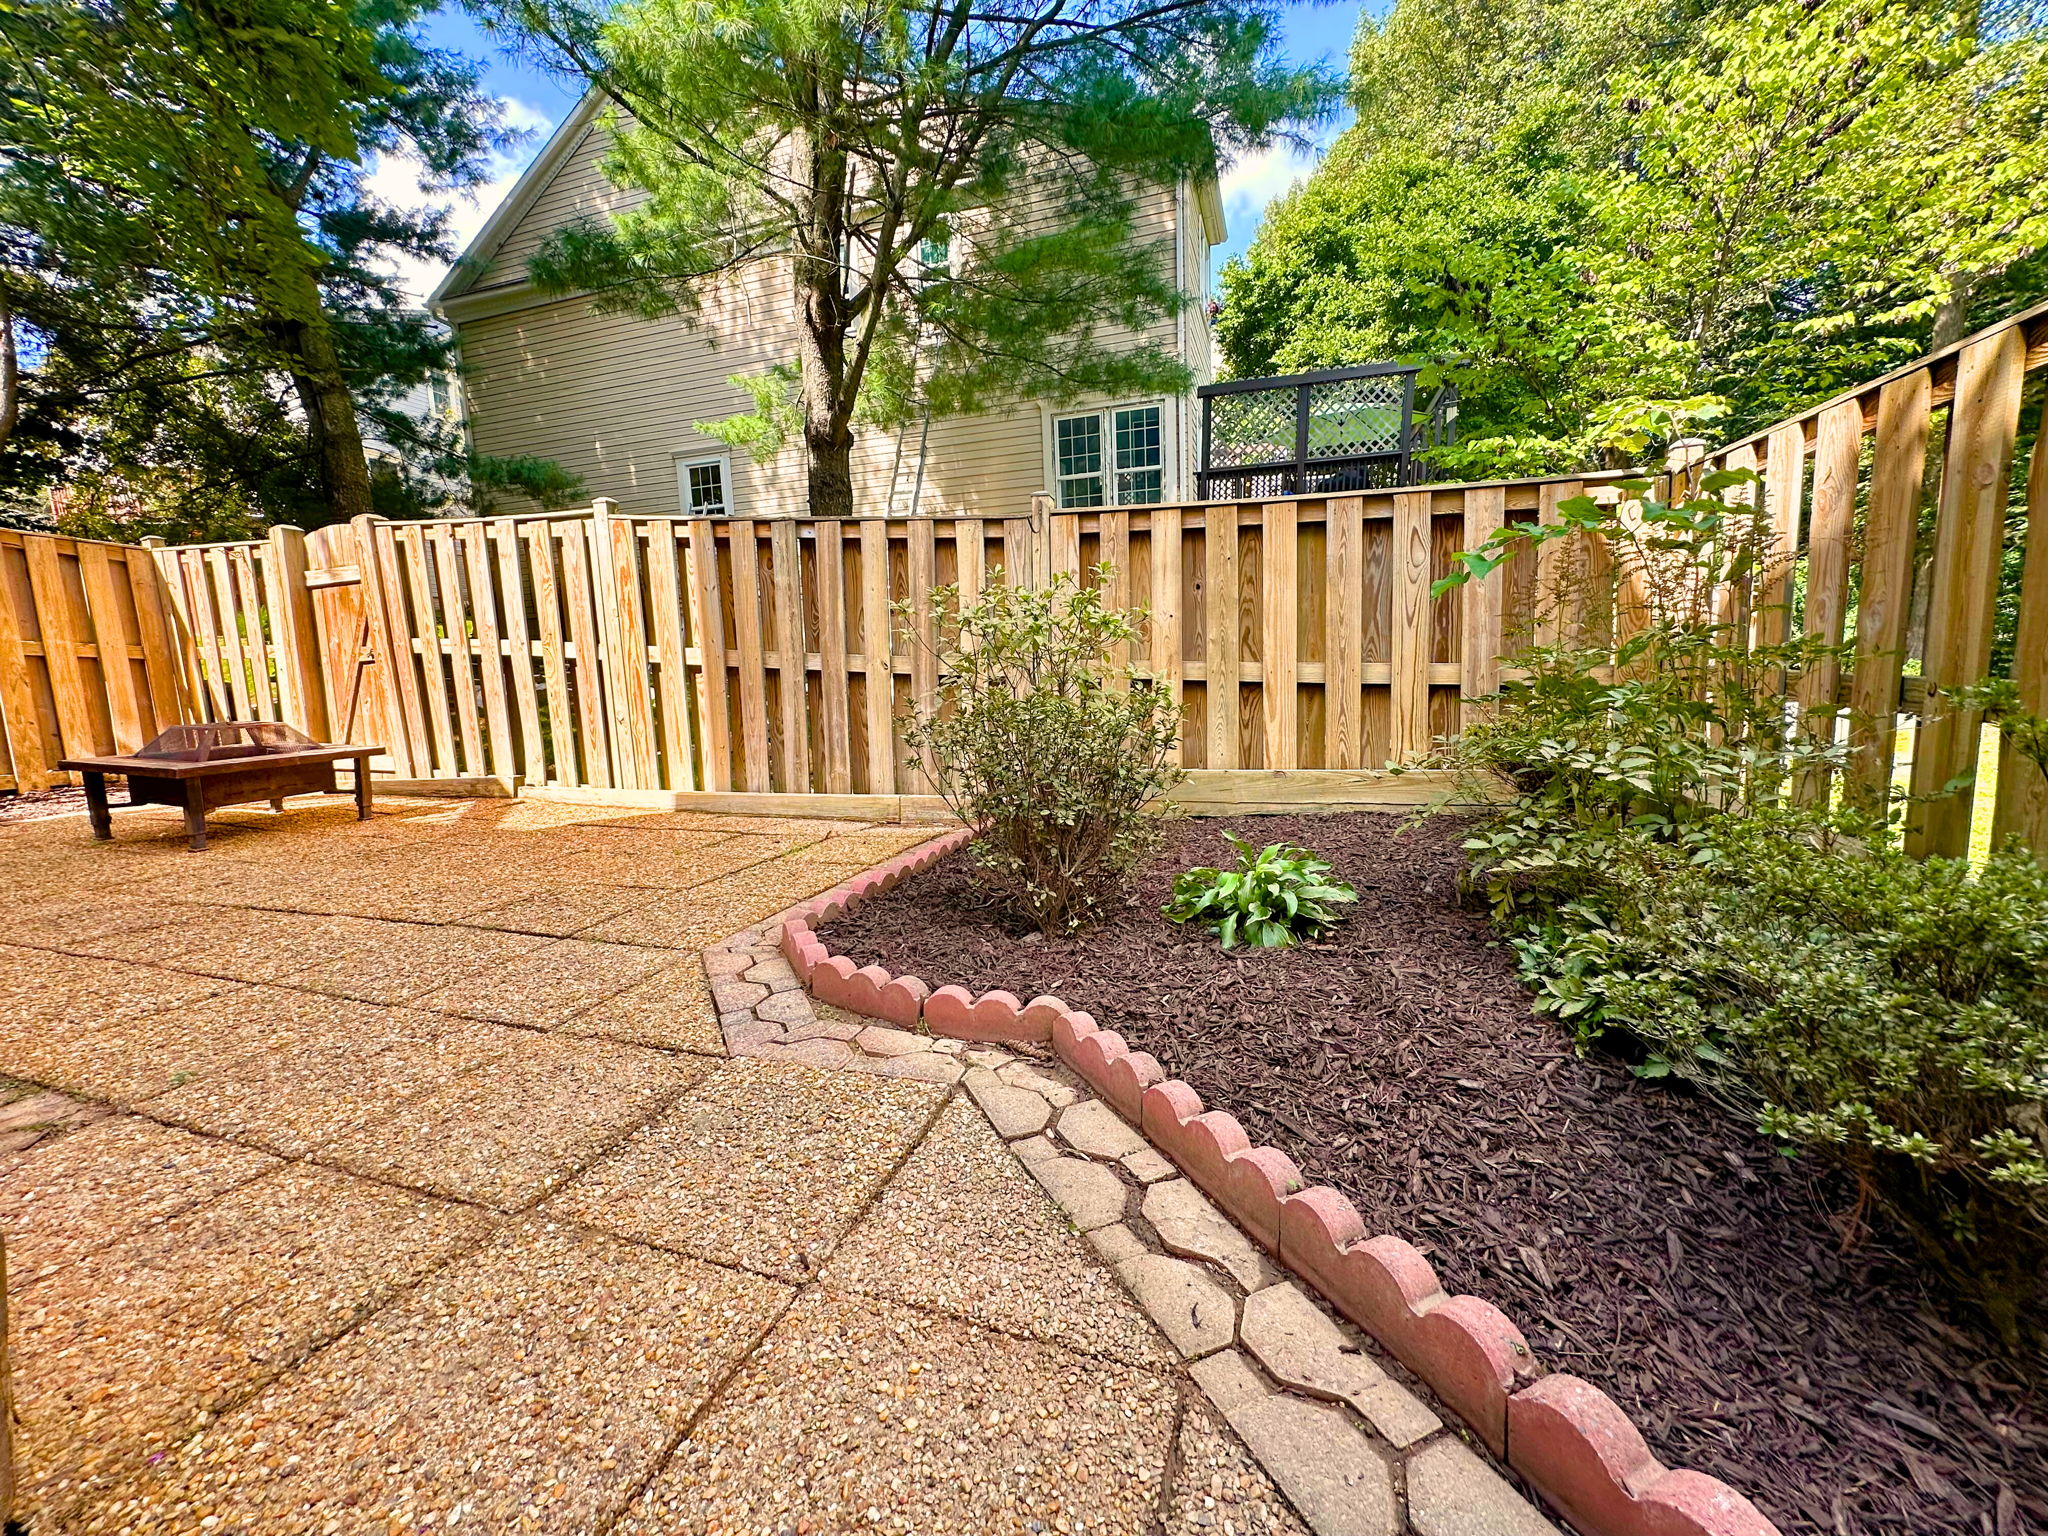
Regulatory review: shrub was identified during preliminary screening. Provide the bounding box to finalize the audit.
[1165,833,1358,949]
[1436,470,1853,834]
[900,567,1182,933]
[1435,472,2048,1341]
[1515,813,2048,1343]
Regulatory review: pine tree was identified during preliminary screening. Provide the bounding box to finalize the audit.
[476,0,1337,518]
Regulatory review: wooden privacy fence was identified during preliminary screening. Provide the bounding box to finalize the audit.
[1701,296,2048,860]
[137,479,1622,804]
[0,527,193,792]
[12,299,2039,854]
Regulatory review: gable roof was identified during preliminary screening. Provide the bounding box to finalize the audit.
[429,89,605,311]
[431,87,1227,312]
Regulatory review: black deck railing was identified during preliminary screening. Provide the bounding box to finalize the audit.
[1196,363,1457,500]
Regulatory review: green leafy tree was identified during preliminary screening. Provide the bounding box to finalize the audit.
[475,0,1337,518]
[1220,0,2048,479]
[0,0,568,533]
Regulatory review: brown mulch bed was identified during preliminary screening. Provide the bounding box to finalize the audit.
[819,812,2048,1536]
[0,782,126,825]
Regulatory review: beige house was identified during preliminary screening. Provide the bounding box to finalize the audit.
[431,94,1227,521]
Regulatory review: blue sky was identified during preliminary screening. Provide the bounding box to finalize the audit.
[387,1,1370,300]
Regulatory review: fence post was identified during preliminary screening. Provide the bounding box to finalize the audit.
[265,525,330,740]
[1028,493,1054,589]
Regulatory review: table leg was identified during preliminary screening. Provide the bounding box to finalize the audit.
[82,773,112,841]
[353,759,374,821]
[182,780,208,852]
[270,797,285,813]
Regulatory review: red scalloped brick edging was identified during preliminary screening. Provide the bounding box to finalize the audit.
[781,826,1784,1536]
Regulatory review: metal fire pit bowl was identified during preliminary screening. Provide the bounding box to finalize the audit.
[59,721,382,851]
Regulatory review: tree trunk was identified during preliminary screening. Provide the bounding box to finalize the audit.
[1932,272,1980,352]
[0,298,18,451]
[280,311,376,526]
[789,71,860,520]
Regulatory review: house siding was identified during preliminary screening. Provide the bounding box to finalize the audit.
[449,119,1215,519]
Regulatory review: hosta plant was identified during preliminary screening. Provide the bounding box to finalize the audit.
[1165,834,1357,949]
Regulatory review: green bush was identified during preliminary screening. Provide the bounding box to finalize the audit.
[1509,813,2048,1343]
[1165,833,1358,949]
[1436,473,2048,1341]
[900,567,1182,933]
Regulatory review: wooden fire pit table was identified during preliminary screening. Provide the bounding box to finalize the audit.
[60,721,382,851]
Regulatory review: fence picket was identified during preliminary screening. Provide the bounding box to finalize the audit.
[1794,400,1863,802]
[685,520,733,792]
[1204,506,1240,768]
[1846,373,1932,811]
[771,519,811,793]
[493,522,548,786]
[523,524,576,787]
[859,519,895,795]
[644,523,697,792]
[1908,326,2027,858]
[555,519,614,789]
[1391,491,1433,762]
[1261,502,1298,767]
[815,521,853,795]
[1992,423,2048,856]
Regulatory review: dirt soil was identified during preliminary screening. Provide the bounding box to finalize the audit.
[819,812,2048,1536]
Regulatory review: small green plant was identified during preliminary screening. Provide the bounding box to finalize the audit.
[900,566,1183,934]
[1164,834,1357,949]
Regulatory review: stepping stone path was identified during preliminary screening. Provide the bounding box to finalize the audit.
[708,908,1565,1536]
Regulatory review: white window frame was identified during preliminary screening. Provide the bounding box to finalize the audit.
[1047,400,1170,510]
[675,451,734,518]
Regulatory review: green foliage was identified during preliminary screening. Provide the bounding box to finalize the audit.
[1945,676,2048,786]
[482,0,1339,515]
[1165,834,1357,949]
[1437,473,2048,1337]
[1439,472,1853,833]
[1498,813,2048,1343]
[0,0,563,530]
[1220,0,2048,478]
[900,567,1183,934]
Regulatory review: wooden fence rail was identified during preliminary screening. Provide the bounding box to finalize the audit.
[8,301,2040,854]
[0,528,193,791]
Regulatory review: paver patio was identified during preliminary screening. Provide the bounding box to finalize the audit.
[0,792,1555,1535]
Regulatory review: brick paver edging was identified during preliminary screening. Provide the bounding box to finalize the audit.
[779,827,1783,1536]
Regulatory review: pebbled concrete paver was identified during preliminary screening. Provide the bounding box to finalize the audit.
[613,1287,1180,1536]
[0,795,1563,1536]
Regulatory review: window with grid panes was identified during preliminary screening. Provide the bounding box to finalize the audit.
[1053,403,1164,508]
[676,454,731,516]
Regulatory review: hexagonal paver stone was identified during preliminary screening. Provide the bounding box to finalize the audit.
[1025,1153,1129,1231]
[861,1050,964,1085]
[996,1060,1079,1108]
[1406,1438,1561,1536]
[1240,1283,1441,1449]
[853,1024,929,1056]
[1142,1178,1280,1293]
[1057,1099,1149,1160]
[963,1067,1052,1140]
[1190,1350,1400,1536]
[1123,1147,1178,1183]
[1115,1252,1236,1359]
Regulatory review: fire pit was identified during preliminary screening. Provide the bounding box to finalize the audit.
[59,722,381,851]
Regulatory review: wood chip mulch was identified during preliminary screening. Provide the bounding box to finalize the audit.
[819,811,2048,1536]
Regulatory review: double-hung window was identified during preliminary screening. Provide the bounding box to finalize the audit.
[676,453,732,517]
[1053,403,1164,509]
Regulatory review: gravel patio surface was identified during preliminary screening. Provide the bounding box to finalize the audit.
[0,792,1342,1535]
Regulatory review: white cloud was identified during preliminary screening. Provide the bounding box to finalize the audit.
[1210,132,1338,274]
[367,96,556,308]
